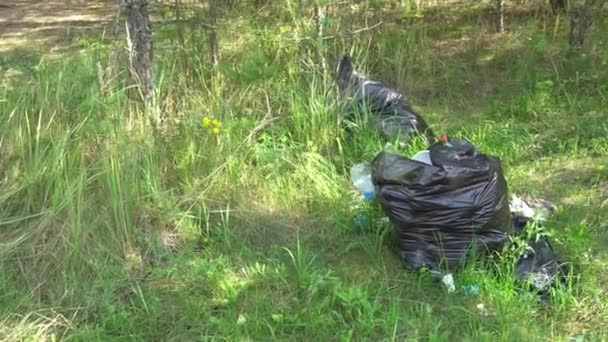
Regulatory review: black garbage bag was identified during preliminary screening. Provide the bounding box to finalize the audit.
[371,137,511,270]
[336,55,434,145]
[513,216,569,299]
[429,137,482,168]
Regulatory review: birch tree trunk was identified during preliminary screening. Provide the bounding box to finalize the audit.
[314,3,326,77]
[209,0,219,71]
[496,0,505,33]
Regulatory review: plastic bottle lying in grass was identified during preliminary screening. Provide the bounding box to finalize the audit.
[350,163,376,230]
[350,163,374,200]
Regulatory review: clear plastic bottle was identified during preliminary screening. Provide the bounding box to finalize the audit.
[350,163,375,200]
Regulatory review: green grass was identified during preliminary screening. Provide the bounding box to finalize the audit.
[1,0,607,340]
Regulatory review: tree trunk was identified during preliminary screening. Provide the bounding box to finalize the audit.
[175,0,185,47]
[208,0,219,71]
[314,4,326,77]
[569,0,596,49]
[123,0,154,102]
[550,0,568,14]
[496,0,505,33]
[174,0,188,70]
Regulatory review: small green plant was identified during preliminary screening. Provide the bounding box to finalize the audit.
[283,235,318,289]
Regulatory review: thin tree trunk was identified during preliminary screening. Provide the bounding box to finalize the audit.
[550,0,568,14]
[496,0,505,33]
[314,3,326,77]
[569,0,596,49]
[123,0,154,102]
[174,0,188,69]
[208,0,219,71]
[175,0,185,47]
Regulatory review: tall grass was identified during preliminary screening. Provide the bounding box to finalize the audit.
[1,0,607,340]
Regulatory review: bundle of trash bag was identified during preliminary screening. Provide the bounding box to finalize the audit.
[360,136,570,298]
[371,136,512,270]
[512,215,570,299]
[335,55,434,145]
[337,54,570,297]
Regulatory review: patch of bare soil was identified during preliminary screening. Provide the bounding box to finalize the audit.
[0,0,116,55]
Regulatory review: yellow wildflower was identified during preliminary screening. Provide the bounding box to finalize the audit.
[212,127,221,134]
[202,117,211,127]
[212,119,222,128]
[598,164,606,171]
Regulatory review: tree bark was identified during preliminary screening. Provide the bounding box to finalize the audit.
[569,0,596,49]
[123,0,154,102]
[496,0,505,33]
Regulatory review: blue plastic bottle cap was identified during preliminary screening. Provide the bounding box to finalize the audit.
[363,192,375,200]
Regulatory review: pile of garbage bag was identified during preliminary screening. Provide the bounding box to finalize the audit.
[338,55,571,299]
[336,55,434,145]
[350,136,569,298]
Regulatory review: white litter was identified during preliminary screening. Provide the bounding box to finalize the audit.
[441,273,456,293]
[510,194,556,221]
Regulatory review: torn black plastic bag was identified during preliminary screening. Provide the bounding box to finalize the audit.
[336,55,434,145]
[371,140,511,270]
[513,216,570,298]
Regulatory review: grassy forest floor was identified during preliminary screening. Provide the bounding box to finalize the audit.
[1,0,607,340]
